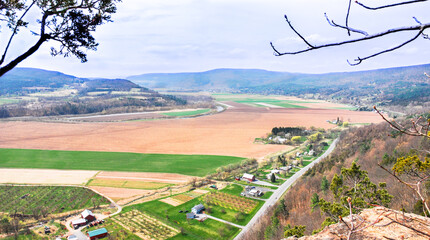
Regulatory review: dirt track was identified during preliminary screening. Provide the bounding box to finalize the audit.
[0,103,383,158]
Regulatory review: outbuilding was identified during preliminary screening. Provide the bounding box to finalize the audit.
[242,173,255,182]
[81,209,96,222]
[71,219,87,229]
[191,204,205,214]
[88,228,108,240]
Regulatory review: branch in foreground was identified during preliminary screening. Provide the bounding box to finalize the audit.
[271,17,430,64]
[355,0,428,10]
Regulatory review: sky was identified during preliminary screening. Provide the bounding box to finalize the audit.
[4,0,430,78]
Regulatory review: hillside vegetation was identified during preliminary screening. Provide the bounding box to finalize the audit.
[241,121,430,239]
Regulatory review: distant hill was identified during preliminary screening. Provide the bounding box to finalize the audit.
[128,64,430,107]
[0,68,142,95]
[127,68,294,90]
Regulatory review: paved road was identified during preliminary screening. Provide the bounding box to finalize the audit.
[234,138,339,240]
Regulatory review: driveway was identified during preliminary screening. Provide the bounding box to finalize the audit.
[70,230,88,240]
[196,214,244,229]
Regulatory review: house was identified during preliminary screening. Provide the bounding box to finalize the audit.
[88,228,108,240]
[249,189,263,197]
[186,212,196,219]
[191,204,205,214]
[280,166,292,171]
[81,209,96,222]
[242,173,255,182]
[71,219,87,229]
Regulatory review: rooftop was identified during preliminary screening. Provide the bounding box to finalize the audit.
[88,228,108,237]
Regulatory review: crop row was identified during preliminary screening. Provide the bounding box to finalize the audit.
[0,185,109,215]
[204,192,257,214]
[115,210,179,240]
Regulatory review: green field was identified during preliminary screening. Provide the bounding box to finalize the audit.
[0,148,244,177]
[126,198,240,240]
[213,95,308,109]
[162,109,211,117]
[0,98,19,105]
[0,185,110,215]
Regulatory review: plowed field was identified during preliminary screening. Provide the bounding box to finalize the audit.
[0,103,383,158]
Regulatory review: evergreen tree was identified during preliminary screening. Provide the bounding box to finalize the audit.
[320,176,329,192]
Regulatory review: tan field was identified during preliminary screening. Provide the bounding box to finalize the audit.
[0,102,383,158]
[95,171,195,184]
[0,168,98,185]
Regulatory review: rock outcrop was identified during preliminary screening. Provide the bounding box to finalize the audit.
[285,207,430,240]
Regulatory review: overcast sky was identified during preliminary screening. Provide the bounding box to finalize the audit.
[5,0,430,78]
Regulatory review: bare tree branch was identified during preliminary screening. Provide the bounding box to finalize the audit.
[324,13,368,36]
[355,0,428,10]
[347,29,423,65]
[346,0,353,36]
[283,14,314,48]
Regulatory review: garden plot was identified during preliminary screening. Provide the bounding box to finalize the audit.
[114,210,179,240]
[159,191,205,206]
[203,192,258,214]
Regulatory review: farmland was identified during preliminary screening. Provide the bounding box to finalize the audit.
[87,178,172,190]
[0,185,109,216]
[127,198,240,240]
[114,210,180,240]
[162,108,211,117]
[0,98,383,158]
[0,148,244,176]
[203,192,258,214]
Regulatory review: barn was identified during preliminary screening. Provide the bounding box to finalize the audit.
[81,209,96,222]
[242,173,255,182]
[87,228,108,240]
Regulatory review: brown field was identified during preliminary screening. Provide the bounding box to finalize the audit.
[88,186,152,203]
[95,171,194,184]
[88,178,172,190]
[0,102,383,158]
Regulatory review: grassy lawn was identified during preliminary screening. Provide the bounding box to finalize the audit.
[126,198,240,240]
[0,185,109,215]
[87,178,173,190]
[302,160,313,167]
[162,109,211,117]
[220,184,244,196]
[206,199,264,226]
[260,191,273,199]
[0,148,244,177]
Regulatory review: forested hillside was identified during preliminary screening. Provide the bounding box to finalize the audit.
[0,68,190,118]
[242,121,430,240]
[129,64,430,113]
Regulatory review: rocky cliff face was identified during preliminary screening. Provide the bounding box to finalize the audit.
[285,207,430,240]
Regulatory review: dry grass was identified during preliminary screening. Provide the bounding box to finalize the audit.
[88,178,172,190]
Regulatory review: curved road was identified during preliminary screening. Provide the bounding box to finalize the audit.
[234,138,339,240]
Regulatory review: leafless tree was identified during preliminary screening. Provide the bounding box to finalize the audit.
[271,0,430,65]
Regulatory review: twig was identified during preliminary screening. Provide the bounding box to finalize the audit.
[355,0,428,10]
